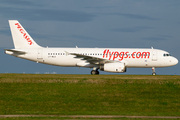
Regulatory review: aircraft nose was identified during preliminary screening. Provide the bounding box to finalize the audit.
[172,57,178,65]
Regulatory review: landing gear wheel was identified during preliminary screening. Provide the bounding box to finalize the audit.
[91,70,96,75]
[152,72,156,75]
[91,70,99,75]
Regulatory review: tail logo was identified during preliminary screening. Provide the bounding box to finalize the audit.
[15,23,33,45]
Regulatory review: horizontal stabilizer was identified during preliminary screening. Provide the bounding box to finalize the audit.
[4,49,27,54]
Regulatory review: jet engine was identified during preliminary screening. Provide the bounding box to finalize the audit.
[100,63,126,73]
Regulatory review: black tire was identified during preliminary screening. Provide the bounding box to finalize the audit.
[91,70,99,75]
[91,70,96,75]
[96,70,99,75]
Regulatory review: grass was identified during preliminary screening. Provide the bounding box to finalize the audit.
[0,118,180,120]
[1,117,180,120]
[0,74,180,117]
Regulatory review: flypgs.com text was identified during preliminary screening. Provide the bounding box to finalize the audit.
[15,23,33,45]
[103,49,150,61]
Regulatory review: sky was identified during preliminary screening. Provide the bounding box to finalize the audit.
[0,0,180,75]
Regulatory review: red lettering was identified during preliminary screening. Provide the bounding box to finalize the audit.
[109,51,114,60]
[15,23,21,28]
[119,52,124,61]
[124,52,129,58]
[136,52,141,58]
[141,52,150,58]
[19,29,25,34]
[132,52,136,58]
[29,41,33,45]
[103,50,107,58]
[106,49,109,58]
[15,23,33,45]
[113,51,119,60]
[102,50,150,61]
[23,32,27,37]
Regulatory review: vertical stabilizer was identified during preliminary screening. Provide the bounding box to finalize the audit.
[9,20,42,49]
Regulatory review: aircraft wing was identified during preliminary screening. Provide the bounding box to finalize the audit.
[68,52,119,65]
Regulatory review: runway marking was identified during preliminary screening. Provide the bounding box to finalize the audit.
[0,115,180,119]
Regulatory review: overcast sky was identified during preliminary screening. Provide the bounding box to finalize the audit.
[0,0,179,75]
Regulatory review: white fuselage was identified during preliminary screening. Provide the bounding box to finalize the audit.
[5,47,178,68]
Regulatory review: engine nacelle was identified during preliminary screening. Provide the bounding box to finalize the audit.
[100,63,126,73]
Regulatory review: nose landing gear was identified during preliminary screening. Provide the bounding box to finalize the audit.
[152,67,156,75]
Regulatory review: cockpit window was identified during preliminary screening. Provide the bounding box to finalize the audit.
[163,53,171,57]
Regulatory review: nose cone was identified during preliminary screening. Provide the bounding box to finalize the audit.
[172,57,178,66]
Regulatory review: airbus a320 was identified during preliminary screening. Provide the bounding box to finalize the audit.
[5,20,178,75]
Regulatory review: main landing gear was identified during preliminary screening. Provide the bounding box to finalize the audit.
[91,67,157,75]
[152,67,156,75]
[91,68,99,75]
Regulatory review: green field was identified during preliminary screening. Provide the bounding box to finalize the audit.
[0,74,180,119]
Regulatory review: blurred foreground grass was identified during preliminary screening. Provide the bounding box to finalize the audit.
[0,74,180,116]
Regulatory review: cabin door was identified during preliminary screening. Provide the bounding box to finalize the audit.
[37,49,44,62]
[152,50,157,61]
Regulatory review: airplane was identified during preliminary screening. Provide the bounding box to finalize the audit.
[5,20,178,75]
